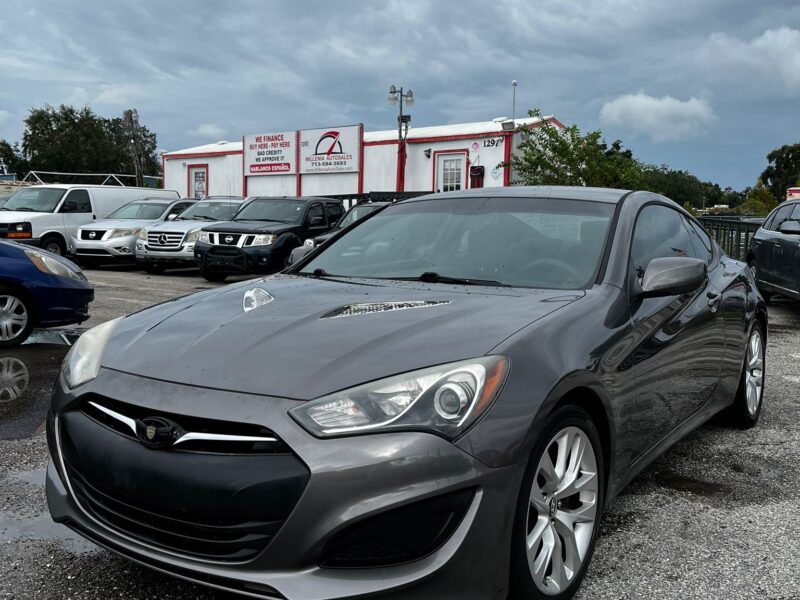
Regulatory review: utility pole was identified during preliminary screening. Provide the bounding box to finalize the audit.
[512,80,518,124]
[123,109,145,187]
[388,85,414,193]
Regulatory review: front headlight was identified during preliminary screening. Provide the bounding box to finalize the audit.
[290,356,509,439]
[25,249,82,281]
[108,228,141,239]
[199,231,212,243]
[138,229,147,240]
[303,238,315,248]
[61,317,122,389]
[185,230,201,243]
[251,234,278,246]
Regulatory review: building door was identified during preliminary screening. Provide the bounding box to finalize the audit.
[435,152,466,193]
[187,164,208,198]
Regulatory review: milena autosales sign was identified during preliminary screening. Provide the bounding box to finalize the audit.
[244,131,296,176]
[299,125,361,174]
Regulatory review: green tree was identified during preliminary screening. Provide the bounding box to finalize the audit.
[760,143,800,201]
[0,105,160,180]
[510,109,645,189]
[738,180,776,216]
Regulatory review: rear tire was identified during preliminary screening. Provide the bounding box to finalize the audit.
[201,271,227,282]
[509,405,605,600]
[41,235,66,256]
[143,263,165,275]
[725,323,765,429]
[0,286,34,348]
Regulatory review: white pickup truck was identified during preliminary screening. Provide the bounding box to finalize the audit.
[0,184,180,255]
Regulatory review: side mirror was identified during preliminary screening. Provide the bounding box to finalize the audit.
[167,213,178,221]
[640,257,707,298]
[289,245,313,265]
[309,215,324,226]
[778,220,800,235]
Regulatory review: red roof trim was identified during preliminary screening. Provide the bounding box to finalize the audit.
[164,150,243,160]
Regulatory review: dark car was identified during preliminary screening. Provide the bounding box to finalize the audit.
[747,199,800,302]
[287,201,390,265]
[48,187,765,600]
[0,240,93,346]
[193,196,343,281]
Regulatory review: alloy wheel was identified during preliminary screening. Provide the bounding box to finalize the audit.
[745,328,764,416]
[526,426,599,595]
[0,357,30,402]
[45,242,62,255]
[0,295,28,342]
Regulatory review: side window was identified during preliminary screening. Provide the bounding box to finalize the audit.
[59,190,92,213]
[790,203,800,220]
[325,203,344,224]
[683,217,713,264]
[631,205,695,278]
[771,205,794,231]
[167,202,192,218]
[306,203,325,225]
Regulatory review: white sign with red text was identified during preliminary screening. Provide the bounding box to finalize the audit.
[299,125,361,174]
[244,132,296,176]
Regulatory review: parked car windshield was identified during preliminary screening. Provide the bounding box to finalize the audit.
[302,196,615,289]
[177,200,241,221]
[107,200,170,220]
[234,199,306,223]
[2,188,66,212]
[337,204,383,229]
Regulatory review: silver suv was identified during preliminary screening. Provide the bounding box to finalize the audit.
[136,197,244,274]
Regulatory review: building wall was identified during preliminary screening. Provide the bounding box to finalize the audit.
[164,153,244,197]
[246,174,295,197]
[362,144,397,192]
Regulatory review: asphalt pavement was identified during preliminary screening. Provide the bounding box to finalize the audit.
[1,266,798,599]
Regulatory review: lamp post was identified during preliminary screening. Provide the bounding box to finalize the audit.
[123,108,145,187]
[388,85,414,192]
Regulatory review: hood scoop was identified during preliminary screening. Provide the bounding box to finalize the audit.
[320,300,451,319]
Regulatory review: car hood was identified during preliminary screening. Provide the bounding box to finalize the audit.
[146,219,219,233]
[202,220,297,235]
[102,276,582,399]
[0,211,50,221]
[79,218,159,230]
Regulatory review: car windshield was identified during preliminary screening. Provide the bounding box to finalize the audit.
[178,200,241,221]
[107,201,169,220]
[2,188,66,212]
[337,204,382,229]
[234,199,305,223]
[302,196,615,289]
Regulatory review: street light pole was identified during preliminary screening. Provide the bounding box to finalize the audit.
[511,80,518,124]
[388,85,414,193]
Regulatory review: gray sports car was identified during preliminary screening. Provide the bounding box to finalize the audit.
[47,187,766,600]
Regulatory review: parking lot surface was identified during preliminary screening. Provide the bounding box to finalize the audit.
[1,267,798,599]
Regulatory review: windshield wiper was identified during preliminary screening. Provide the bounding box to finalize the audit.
[191,215,217,221]
[8,207,37,212]
[390,272,511,287]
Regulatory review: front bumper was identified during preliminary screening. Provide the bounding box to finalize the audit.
[27,276,93,327]
[47,369,521,599]
[71,235,137,259]
[194,242,279,275]
[135,240,196,264]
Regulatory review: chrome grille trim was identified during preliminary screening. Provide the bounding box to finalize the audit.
[146,232,184,248]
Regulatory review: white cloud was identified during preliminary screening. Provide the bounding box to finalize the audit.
[0,110,11,125]
[185,123,227,139]
[700,27,800,94]
[599,93,717,143]
[65,86,89,106]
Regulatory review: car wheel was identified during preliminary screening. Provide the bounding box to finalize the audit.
[0,287,34,348]
[509,405,605,600]
[143,263,165,275]
[748,261,771,304]
[725,323,765,428]
[202,271,227,282]
[42,235,67,256]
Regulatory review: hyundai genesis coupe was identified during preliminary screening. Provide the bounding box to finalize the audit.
[47,187,766,600]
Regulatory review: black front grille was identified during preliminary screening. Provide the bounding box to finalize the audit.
[80,230,107,240]
[76,249,111,255]
[60,401,310,563]
[68,467,283,562]
[216,233,241,246]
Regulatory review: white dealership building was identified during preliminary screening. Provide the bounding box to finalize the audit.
[162,115,563,199]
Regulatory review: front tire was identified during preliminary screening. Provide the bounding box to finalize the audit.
[41,235,67,256]
[725,323,765,428]
[509,405,605,600]
[0,287,34,348]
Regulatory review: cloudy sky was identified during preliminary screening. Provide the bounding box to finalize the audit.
[1,0,799,189]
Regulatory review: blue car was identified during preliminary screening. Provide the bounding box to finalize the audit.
[0,240,93,346]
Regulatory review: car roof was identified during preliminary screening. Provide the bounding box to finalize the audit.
[249,196,340,204]
[409,186,630,204]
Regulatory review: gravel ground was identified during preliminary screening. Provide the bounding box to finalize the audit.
[1,267,798,599]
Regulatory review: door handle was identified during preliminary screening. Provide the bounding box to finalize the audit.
[707,291,721,309]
